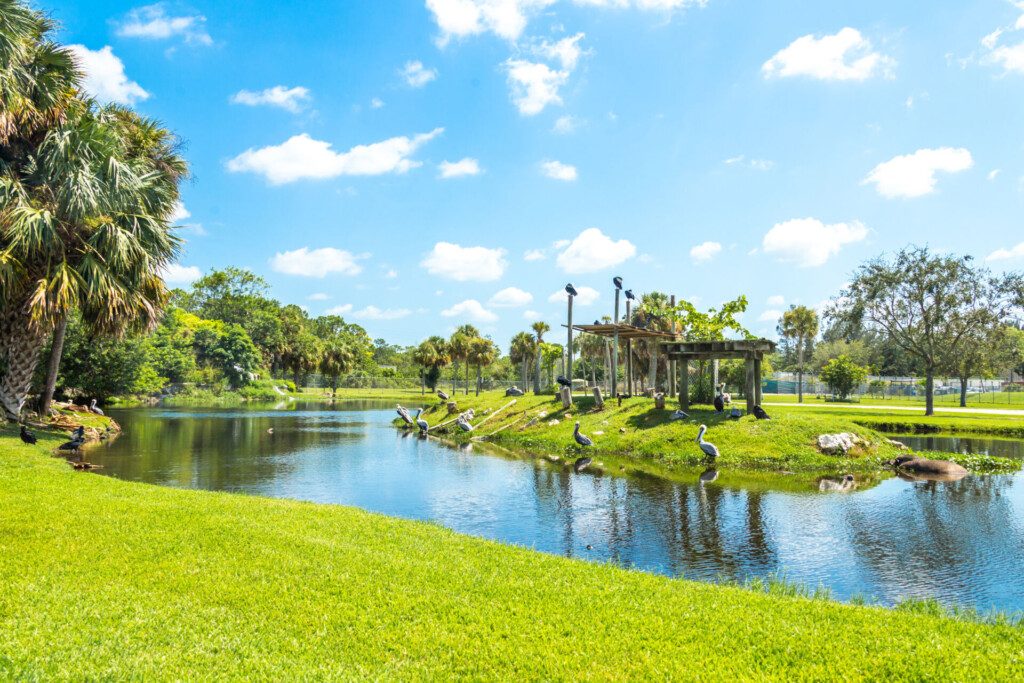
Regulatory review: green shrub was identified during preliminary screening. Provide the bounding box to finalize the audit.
[820,355,869,401]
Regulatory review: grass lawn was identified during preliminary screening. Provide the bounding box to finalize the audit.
[406,391,1019,476]
[764,403,1024,439]
[2,425,1023,679]
[764,391,1024,411]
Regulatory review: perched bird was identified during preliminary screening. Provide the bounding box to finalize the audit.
[593,320,601,326]
[565,283,578,297]
[456,416,474,432]
[89,398,104,416]
[696,425,719,459]
[729,407,742,420]
[613,276,623,290]
[625,289,635,301]
[19,425,37,445]
[415,409,429,433]
[753,405,771,420]
[556,375,572,388]
[267,428,274,434]
[396,404,414,425]
[669,409,689,421]
[573,421,593,447]
[437,390,450,401]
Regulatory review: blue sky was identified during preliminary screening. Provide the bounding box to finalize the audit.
[51,0,1024,346]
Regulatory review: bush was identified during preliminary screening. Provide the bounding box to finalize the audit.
[820,355,869,401]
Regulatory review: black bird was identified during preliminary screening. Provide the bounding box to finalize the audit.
[57,435,84,452]
[565,283,578,297]
[19,425,36,445]
[753,405,771,420]
[713,394,725,412]
[556,375,572,388]
[625,289,635,301]
[613,276,623,290]
[593,320,600,325]
[437,389,449,401]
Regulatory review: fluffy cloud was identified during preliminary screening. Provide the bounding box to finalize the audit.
[522,309,542,320]
[541,160,578,181]
[758,309,783,322]
[489,287,533,307]
[269,247,364,277]
[981,5,1024,74]
[438,157,482,178]
[441,299,499,322]
[325,303,353,315]
[689,241,722,263]
[552,115,580,134]
[352,306,411,320]
[536,32,586,70]
[762,218,868,267]
[170,201,191,223]
[426,0,554,45]
[556,228,636,273]
[115,3,212,45]
[504,60,568,115]
[986,242,1024,262]
[766,294,785,307]
[308,293,331,301]
[67,45,148,105]
[723,155,774,171]
[421,242,508,281]
[524,249,546,261]
[762,28,895,81]
[161,263,202,285]
[401,60,438,87]
[226,129,442,184]
[231,86,310,113]
[863,148,973,198]
[548,285,599,306]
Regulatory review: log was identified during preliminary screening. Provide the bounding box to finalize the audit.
[471,399,517,429]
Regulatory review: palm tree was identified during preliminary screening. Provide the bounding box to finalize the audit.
[780,305,819,403]
[531,321,550,394]
[579,333,604,388]
[320,339,354,396]
[453,324,479,395]
[509,332,536,390]
[467,336,497,396]
[412,336,449,392]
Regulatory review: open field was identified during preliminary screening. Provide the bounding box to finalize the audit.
[2,425,1023,679]
[764,392,1024,411]
[400,391,1019,475]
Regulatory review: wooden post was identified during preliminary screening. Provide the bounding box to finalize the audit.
[668,295,676,399]
[625,300,633,395]
[560,386,572,408]
[566,294,574,389]
[680,360,689,409]
[592,386,605,409]
[754,356,763,406]
[650,337,659,395]
[745,357,755,414]
[612,288,620,397]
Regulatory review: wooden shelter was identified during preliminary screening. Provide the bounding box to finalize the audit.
[567,323,679,397]
[661,339,776,412]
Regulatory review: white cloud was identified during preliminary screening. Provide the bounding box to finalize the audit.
[401,60,438,87]
[524,248,546,261]
[762,28,895,81]
[67,45,148,105]
[766,294,785,307]
[981,6,1024,74]
[352,306,411,320]
[541,160,578,181]
[269,247,364,277]
[115,4,212,45]
[762,218,868,267]
[863,147,973,198]
[441,299,499,322]
[536,32,586,70]
[522,309,542,320]
[425,0,555,45]
[552,239,571,249]
[548,285,599,306]
[556,228,636,273]
[371,97,385,109]
[723,155,774,171]
[986,242,1024,262]
[421,242,508,281]
[552,115,580,134]
[489,287,533,307]
[758,309,782,322]
[689,241,722,263]
[504,60,568,115]
[231,86,311,113]
[161,263,202,285]
[308,292,330,301]
[989,169,1002,181]
[438,157,482,178]
[325,303,353,315]
[226,129,442,184]
[170,201,191,223]
[385,269,398,278]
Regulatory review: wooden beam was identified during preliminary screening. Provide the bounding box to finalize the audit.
[680,360,689,409]
[745,358,755,413]
[754,357,763,406]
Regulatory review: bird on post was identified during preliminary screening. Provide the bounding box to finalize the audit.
[556,376,572,389]
[565,283,578,297]
[613,276,623,290]
[696,425,719,460]
[625,289,635,302]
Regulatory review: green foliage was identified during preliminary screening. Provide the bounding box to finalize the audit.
[820,355,869,400]
[58,318,166,400]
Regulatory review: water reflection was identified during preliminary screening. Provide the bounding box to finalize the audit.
[93,404,1024,612]
[887,433,1024,459]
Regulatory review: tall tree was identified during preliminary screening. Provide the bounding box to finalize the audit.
[831,247,1010,416]
[509,332,536,390]
[531,321,550,394]
[411,336,449,392]
[780,305,819,403]
[467,336,497,396]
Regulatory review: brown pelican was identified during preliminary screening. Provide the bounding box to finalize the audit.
[437,389,449,401]
[415,409,429,433]
[696,425,719,459]
[89,398,104,416]
[573,422,593,447]
[396,404,414,425]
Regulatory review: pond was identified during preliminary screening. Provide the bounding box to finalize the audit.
[91,403,1024,614]
[885,433,1024,460]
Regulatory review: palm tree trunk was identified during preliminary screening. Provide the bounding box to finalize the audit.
[476,364,481,396]
[797,342,804,403]
[0,307,47,422]
[40,315,68,416]
[465,361,470,396]
[535,346,542,395]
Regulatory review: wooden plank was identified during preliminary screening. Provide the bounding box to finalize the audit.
[754,357,763,406]
[680,360,689,409]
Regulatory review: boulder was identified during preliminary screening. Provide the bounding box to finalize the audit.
[817,433,866,456]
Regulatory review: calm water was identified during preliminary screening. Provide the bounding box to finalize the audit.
[91,403,1024,613]
[885,433,1024,459]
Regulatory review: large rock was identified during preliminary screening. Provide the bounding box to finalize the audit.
[817,433,865,456]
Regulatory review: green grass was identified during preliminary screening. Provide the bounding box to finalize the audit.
[2,427,1023,679]
[408,391,1020,476]
[764,391,1024,411]
[764,404,1024,439]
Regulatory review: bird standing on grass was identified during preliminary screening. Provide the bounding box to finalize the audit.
[89,398,103,416]
[713,387,725,413]
[456,416,474,432]
[437,390,449,401]
[415,409,429,434]
[696,425,719,460]
[20,425,36,444]
[729,407,742,420]
[670,409,689,421]
[753,405,771,420]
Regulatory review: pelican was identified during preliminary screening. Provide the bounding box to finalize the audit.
[396,404,414,425]
[729,407,742,419]
[565,283,578,297]
[613,276,623,290]
[89,398,104,416]
[713,387,725,413]
[573,421,593,447]
[19,425,36,445]
[437,389,450,401]
[415,409,429,433]
[696,425,719,459]
[753,405,771,420]
[456,416,474,432]
[669,409,689,421]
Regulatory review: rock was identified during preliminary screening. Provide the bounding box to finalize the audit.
[593,430,604,436]
[446,402,459,415]
[544,454,561,463]
[538,411,548,418]
[547,419,560,426]
[817,433,866,456]
[619,427,627,433]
